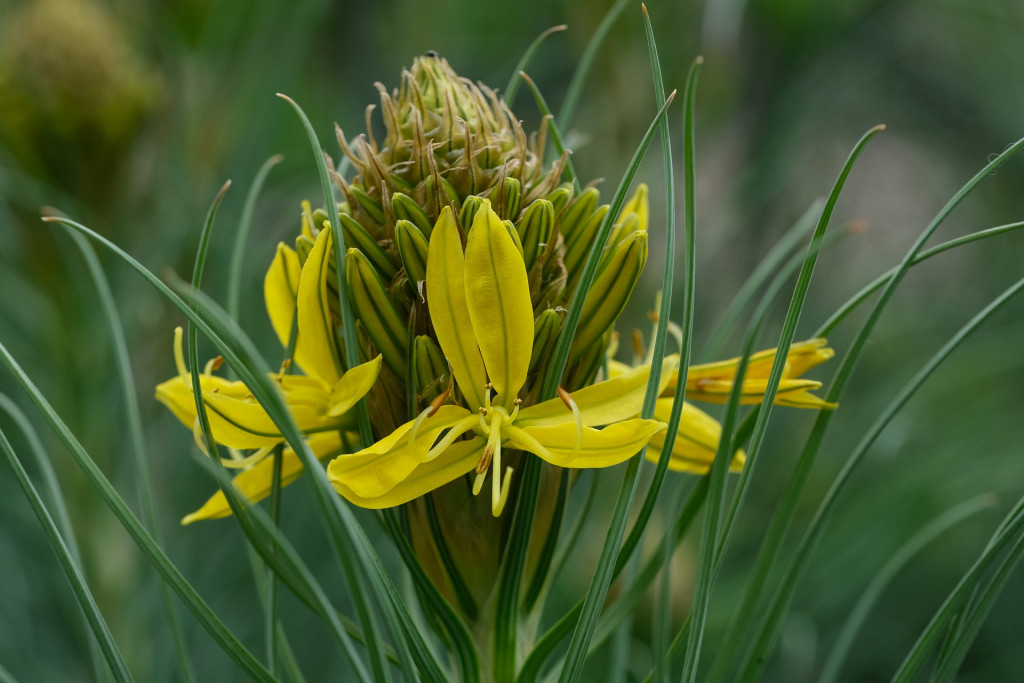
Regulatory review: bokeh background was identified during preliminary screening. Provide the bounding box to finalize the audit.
[1,0,1022,680]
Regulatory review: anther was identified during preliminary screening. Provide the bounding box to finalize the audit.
[279,358,291,372]
[557,386,573,410]
[631,329,646,360]
[427,381,452,417]
[476,445,494,475]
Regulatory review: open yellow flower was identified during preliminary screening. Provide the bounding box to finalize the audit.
[670,339,837,409]
[327,201,669,516]
[155,242,382,524]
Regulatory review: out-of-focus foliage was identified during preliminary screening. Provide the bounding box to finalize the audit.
[1,0,1022,680]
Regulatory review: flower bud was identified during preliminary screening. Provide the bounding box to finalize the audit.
[529,309,563,375]
[345,248,409,376]
[516,198,555,271]
[395,219,429,283]
[340,212,397,280]
[412,335,449,406]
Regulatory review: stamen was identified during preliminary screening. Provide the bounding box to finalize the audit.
[486,414,504,515]
[204,355,224,376]
[478,407,489,434]
[409,382,456,459]
[221,445,274,469]
[557,387,583,464]
[173,327,188,379]
[631,329,646,364]
[493,467,514,516]
[475,445,494,474]
[472,471,486,496]
[483,382,493,412]
[509,397,523,422]
[423,415,478,462]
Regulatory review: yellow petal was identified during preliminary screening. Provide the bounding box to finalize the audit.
[326,406,472,499]
[296,226,343,385]
[685,377,837,409]
[645,399,745,474]
[327,355,382,417]
[181,432,346,524]
[330,438,484,510]
[463,200,533,409]
[510,419,665,468]
[425,207,488,409]
[516,356,678,428]
[156,373,354,451]
[619,183,649,233]
[264,242,301,351]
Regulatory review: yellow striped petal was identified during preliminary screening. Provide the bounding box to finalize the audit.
[329,434,483,509]
[685,377,837,409]
[296,226,343,385]
[645,399,745,474]
[425,207,488,409]
[181,432,346,525]
[516,356,678,428]
[510,419,665,468]
[463,200,533,409]
[264,242,301,351]
[326,405,472,500]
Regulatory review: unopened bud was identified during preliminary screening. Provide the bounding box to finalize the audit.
[516,198,554,271]
[395,219,429,283]
[346,248,409,376]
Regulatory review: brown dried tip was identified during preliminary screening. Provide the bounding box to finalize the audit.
[556,386,573,410]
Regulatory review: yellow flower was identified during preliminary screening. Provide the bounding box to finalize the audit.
[327,201,669,516]
[155,243,382,524]
[671,339,837,409]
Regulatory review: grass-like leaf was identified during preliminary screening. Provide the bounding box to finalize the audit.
[704,125,885,682]
[227,154,283,321]
[818,493,995,683]
[67,229,197,683]
[736,273,1024,682]
[557,0,631,132]
[0,428,131,682]
[503,25,568,106]
[0,340,275,682]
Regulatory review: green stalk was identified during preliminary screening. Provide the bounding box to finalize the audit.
[0,428,132,682]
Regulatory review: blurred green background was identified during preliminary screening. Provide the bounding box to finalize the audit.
[1,0,1022,680]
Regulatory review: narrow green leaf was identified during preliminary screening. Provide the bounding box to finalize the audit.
[815,220,1024,337]
[277,93,372,446]
[67,229,197,683]
[818,494,995,683]
[706,125,887,683]
[717,134,1024,683]
[44,215,443,681]
[520,72,581,194]
[227,154,283,321]
[736,274,1024,682]
[0,341,274,683]
[557,0,631,131]
[504,25,568,106]
[185,182,378,683]
[0,430,132,681]
[556,33,682,683]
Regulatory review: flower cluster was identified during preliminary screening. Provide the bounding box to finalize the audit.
[156,55,836,559]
